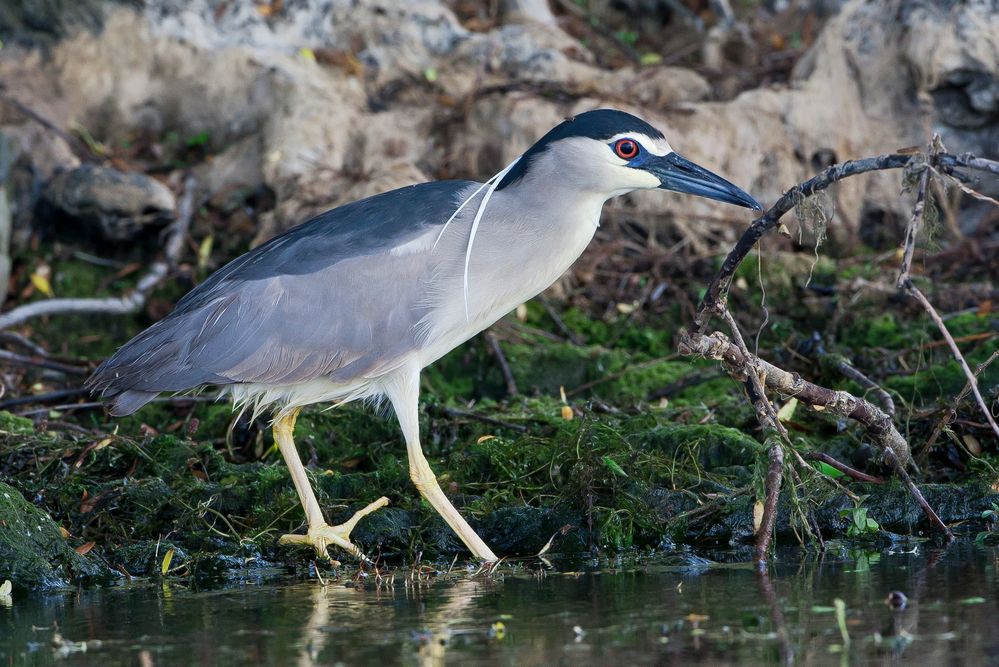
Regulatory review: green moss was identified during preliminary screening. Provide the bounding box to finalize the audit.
[0,481,107,588]
[0,411,34,435]
[841,312,907,349]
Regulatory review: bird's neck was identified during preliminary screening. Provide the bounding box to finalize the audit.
[464,183,606,311]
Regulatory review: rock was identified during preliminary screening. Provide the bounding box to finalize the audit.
[0,481,107,589]
[2,0,997,248]
[41,164,175,241]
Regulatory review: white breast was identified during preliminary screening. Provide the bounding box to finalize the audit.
[415,184,604,368]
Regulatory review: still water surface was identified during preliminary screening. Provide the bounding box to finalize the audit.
[2,541,997,665]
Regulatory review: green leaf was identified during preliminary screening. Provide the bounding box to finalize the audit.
[815,461,845,478]
[602,456,628,477]
[186,130,210,148]
[960,597,986,605]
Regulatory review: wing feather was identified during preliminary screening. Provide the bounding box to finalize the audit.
[88,180,478,414]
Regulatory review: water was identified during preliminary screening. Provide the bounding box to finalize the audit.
[2,542,997,665]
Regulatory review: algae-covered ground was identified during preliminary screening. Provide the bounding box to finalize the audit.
[1,226,997,590]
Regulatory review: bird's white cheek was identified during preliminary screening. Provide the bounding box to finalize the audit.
[590,163,659,193]
[628,168,661,190]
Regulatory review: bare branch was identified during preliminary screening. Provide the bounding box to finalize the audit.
[0,176,197,331]
[679,329,914,468]
[696,151,999,331]
[896,143,999,440]
[903,282,999,439]
[827,355,896,417]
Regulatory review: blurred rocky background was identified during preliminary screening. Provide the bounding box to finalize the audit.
[1,0,997,260]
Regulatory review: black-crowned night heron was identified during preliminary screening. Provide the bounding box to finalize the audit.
[88,109,760,563]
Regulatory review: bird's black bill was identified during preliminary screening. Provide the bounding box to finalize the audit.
[651,152,762,210]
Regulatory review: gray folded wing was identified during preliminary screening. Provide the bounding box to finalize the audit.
[88,180,476,415]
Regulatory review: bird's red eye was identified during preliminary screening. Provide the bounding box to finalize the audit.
[614,138,639,159]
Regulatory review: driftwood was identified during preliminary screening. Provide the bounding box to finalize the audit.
[678,147,999,565]
[0,176,197,331]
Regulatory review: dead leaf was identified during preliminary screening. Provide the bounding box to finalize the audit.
[75,541,96,556]
[963,434,982,456]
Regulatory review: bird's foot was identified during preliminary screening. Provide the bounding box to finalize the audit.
[279,496,389,564]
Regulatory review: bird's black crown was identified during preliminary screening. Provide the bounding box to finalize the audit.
[496,109,664,190]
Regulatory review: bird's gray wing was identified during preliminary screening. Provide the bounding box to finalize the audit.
[88,180,477,414]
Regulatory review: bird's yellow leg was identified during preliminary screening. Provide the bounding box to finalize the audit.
[274,408,389,562]
[384,366,499,562]
[407,445,498,562]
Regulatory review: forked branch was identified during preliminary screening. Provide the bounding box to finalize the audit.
[678,148,999,560]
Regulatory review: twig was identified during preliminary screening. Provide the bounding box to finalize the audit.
[645,367,723,402]
[0,176,197,331]
[755,427,784,568]
[805,452,885,485]
[549,0,643,63]
[538,295,583,345]
[883,449,953,542]
[718,310,787,565]
[679,329,915,470]
[897,161,931,287]
[896,147,999,440]
[0,331,48,356]
[0,349,88,376]
[826,355,896,416]
[696,152,999,330]
[0,88,96,162]
[0,387,90,410]
[434,405,528,432]
[15,394,220,417]
[485,331,518,397]
[903,284,999,439]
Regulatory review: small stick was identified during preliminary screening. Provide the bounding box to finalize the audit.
[719,310,787,566]
[538,296,583,345]
[755,421,784,567]
[805,452,885,485]
[896,149,999,440]
[485,331,519,397]
[903,283,999,440]
[0,332,47,356]
[0,89,96,161]
[645,369,723,402]
[883,449,954,542]
[436,405,528,432]
[0,349,88,376]
[827,355,896,416]
[0,387,90,410]
[15,394,219,416]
